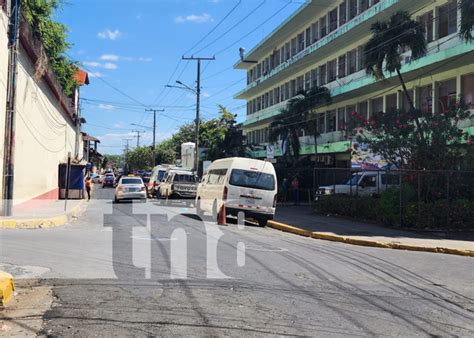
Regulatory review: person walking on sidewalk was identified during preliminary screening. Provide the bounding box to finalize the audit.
[281,177,289,203]
[291,176,300,205]
[85,176,92,201]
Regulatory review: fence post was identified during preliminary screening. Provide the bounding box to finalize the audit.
[446,171,450,228]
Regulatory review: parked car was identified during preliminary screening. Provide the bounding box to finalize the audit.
[114,176,147,203]
[102,173,116,188]
[148,165,172,198]
[196,157,278,227]
[315,171,400,199]
[159,170,198,199]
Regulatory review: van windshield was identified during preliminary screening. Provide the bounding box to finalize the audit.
[346,173,362,185]
[229,169,275,191]
[158,170,167,181]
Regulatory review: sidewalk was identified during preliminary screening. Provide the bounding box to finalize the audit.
[0,199,85,229]
[270,206,474,256]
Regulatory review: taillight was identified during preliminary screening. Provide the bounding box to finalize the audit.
[153,181,157,187]
[223,186,228,201]
[117,187,123,192]
[140,186,146,192]
[273,194,277,207]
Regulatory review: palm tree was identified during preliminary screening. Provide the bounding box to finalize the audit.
[269,86,331,166]
[460,0,474,42]
[364,11,427,142]
[364,11,426,112]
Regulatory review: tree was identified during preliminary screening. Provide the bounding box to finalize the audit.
[460,0,474,42]
[125,146,153,171]
[269,86,331,166]
[364,10,427,136]
[155,139,176,165]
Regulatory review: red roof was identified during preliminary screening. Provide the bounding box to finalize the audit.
[75,69,90,86]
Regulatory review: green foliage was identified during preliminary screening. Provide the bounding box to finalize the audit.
[460,0,474,42]
[125,146,153,171]
[21,0,77,95]
[155,139,176,165]
[347,103,472,170]
[102,154,122,169]
[378,186,416,226]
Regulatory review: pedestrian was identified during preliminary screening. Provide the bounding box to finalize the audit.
[85,176,92,201]
[281,177,289,203]
[291,176,300,205]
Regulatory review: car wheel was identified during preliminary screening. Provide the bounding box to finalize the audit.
[258,219,268,227]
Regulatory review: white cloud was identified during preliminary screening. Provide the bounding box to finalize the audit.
[138,57,153,62]
[88,72,103,78]
[175,13,212,24]
[100,54,119,61]
[103,62,118,70]
[98,104,115,110]
[83,61,101,67]
[97,29,122,41]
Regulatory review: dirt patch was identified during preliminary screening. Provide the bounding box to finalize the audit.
[0,280,53,337]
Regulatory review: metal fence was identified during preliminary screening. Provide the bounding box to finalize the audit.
[312,168,474,229]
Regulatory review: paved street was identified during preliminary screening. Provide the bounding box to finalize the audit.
[1,187,474,336]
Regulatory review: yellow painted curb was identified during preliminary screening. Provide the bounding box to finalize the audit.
[0,271,15,307]
[0,200,86,229]
[267,220,474,257]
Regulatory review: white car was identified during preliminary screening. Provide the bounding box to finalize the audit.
[159,170,198,199]
[316,171,400,199]
[114,176,147,203]
[196,157,278,227]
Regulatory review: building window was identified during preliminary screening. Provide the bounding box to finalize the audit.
[401,90,414,112]
[284,83,290,100]
[419,11,434,43]
[319,64,327,85]
[349,0,358,20]
[311,69,318,88]
[320,16,327,38]
[275,87,280,104]
[291,37,297,56]
[338,55,346,78]
[305,27,312,47]
[328,59,337,82]
[281,85,285,101]
[358,101,368,119]
[347,49,357,74]
[338,107,346,130]
[371,97,383,115]
[359,0,369,13]
[291,79,297,96]
[329,8,338,33]
[318,113,326,134]
[269,91,274,106]
[357,45,366,71]
[438,1,458,39]
[462,74,474,108]
[305,72,311,90]
[339,0,347,26]
[418,84,433,113]
[386,93,397,111]
[346,105,356,122]
[311,22,319,43]
[438,78,457,113]
[298,32,305,52]
[257,97,261,111]
[297,76,304,92]
[253,99,256,113]
[285,42,291,60]
[327,110,337,132]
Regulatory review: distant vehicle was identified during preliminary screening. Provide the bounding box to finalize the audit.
[114,176,147,203]
[196,158,277,227]
[148,165,172,198]
[315,171,400,199]
[159,170,198,200]
[90,173,101,183]
[102,173,116,188]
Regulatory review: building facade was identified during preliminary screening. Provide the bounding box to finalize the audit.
[1,2,89,208]
[235,0,474,167]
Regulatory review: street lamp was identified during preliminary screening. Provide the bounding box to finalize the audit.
[165,81,200,174]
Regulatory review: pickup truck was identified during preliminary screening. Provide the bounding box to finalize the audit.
[159,170,198,199]
[315,171,400,199]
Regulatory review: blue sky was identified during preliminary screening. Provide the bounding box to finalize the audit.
[57,0,304,154]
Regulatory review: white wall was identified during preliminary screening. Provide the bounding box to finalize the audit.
[0,10,9,198]
[12,45,77,204]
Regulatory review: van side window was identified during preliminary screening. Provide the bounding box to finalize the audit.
[208,169,228,185]
[360,175,376,187]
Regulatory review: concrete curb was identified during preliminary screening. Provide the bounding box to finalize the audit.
[0,200,86,229]
[268,220,474,257]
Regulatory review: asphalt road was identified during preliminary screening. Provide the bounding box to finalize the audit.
[1,187,473,336]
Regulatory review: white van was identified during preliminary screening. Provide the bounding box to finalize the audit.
[149,165,172,198]
[196,157,278,227]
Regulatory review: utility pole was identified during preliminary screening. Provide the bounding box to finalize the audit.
[2,0,21,216]
[123,139,132,174]
[131,130,145,148]
[145,109,164,167]
[182,56,215,176]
